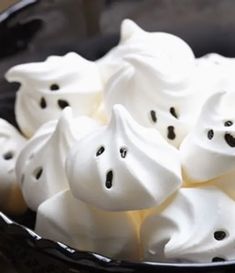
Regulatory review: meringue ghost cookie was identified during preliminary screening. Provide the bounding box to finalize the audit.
[200,53,235,92]
[197,53,235,93]
[0,119,27,214]
[180,91,235,184]
[104,51,202,147]
[97,19,195,83]
[36,190,139,260]
[6,52,103,137]
[66,104,182,211]
[16,107,100,211]
[141,186,235,263]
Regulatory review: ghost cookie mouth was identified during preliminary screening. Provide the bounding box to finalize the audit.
[224,133,235,147]
[105,170,113,189]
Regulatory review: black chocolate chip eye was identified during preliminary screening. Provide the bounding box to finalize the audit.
[150,110,157,123]
[214,230,227,241]
[224,120,233,127]
[3,151,14,160]
[105,170,113,189]
[224,133,235,147]
[40,97,47,109]
[50,84,60,91]
[169,107,178,119]
[96,146,105,157]
[207,129,214,140]
[212,257,226,262]
[167,126,176,140]
[33,167,43,180]
[58,99,69,109]
[120,147,128,158]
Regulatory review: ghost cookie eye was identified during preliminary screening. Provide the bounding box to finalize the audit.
[120,147,128,158]
[207,129,214,140]
[224,120,233,127]
[169,107,178,119]
[149,110,157,123]
[214,230,227,241]
[96,146,105,157]
[50,83,60,91]
[33,167,43,180]
[3,151,14,160]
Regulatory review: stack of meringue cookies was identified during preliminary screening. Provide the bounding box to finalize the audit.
[2,19,235,263]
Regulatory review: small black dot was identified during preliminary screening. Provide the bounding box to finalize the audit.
[34,167,43,180]
[212,257,226,262]
[50,84,60,91]
[224,120,233,127]
[207,129,214,140]
[120,147,128,158]
[3,151,14,160]
[58,99,69,109]
[96,146,105,157]
[214,231,227,241]
[167,126,176,140]
[40,97,47,109]
[169,107,178,119]
[105,170,113,189]
[150,110,157,123]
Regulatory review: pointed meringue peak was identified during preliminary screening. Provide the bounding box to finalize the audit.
[10,51,102,137]
[5,52,98,84]
[54,107,73,133]
[6,63,32,83]
[197,91,227,125]
[202,91,225,112]
[120,19,144,42]
[109,104,140,132]
[123,53,166,79]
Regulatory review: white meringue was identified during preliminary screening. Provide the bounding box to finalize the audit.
[6,52,103,137]
[0,119,27,214]
[97,19,195,84]
[36,190,139,260]
[196,53,235,93]
[104,52,202,147]
[180,91,235,185]
[16,107,100,211]
[66,104,182,211]
[141,186,235,263]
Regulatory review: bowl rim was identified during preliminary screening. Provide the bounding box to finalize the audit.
[0,211,234,270]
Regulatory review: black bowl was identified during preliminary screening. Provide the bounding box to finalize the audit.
[1,1,235,272]
[1,212,235,273]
